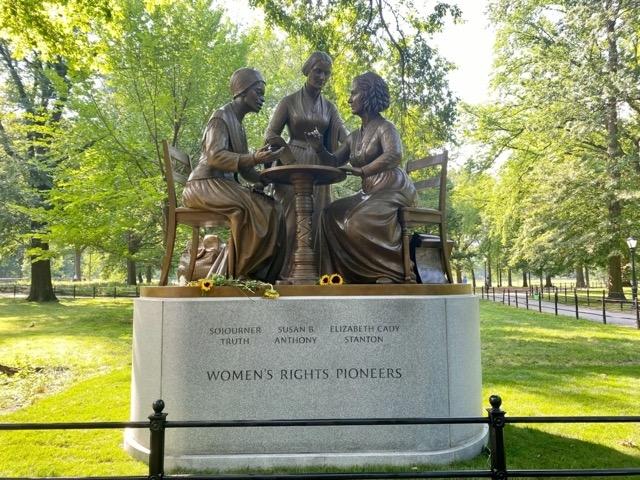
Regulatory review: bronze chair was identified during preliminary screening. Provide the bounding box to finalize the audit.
[399,150,453,284]
[159,140,231,285]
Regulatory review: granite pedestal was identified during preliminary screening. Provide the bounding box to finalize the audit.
[125,286,485,471]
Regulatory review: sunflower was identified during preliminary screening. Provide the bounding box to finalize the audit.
[329,273,344,285]
[319,274,331,285]
[263,284,280,299]
[200,279,214,293]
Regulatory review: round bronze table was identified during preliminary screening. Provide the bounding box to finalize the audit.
[261,165,346,285]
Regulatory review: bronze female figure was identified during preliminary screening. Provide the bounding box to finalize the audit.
[306,72,416,283]
[182,68,284,283]
[265,51,347,278]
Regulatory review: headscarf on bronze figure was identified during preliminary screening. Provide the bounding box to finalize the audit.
[305,71,417,283]
[264,51,348,279]
[182,68,285,283]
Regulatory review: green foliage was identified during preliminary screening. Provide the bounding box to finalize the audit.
[0,0,120,74]
[250,0,460,153]
[46,1,250,281]
[448,168,495,277]
[460,0,640,286]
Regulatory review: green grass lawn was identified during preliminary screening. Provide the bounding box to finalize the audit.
[0,298,639,477]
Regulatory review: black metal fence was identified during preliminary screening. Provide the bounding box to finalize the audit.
[476,286,640,329]
[0,283,140,299]
[1,395,639,480]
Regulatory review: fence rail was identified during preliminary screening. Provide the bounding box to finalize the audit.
[1,396,639,480]
[0,283,140,299]
[476,286,640,329]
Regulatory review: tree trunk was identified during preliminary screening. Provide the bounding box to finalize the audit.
[545,274,553,288]
[27,237,57,302]
[575,264,586,288]
[497,262,502,287]
[126,231,142,286]
[73,245,84,281]
[605,12,625,300]
[539,271,543,289]
[127,259,137,286]
[585,267,590,287]
[486,256,492,287]
[146,265,152,284]
[607,255,625,299]
[522,270,528,287]
[137,270,143,284]
[507,268,512,287]
[471,265,476,288]
[455,265,462,283]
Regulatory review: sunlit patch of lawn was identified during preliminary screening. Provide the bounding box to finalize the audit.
[0,298,133,411]
[481,301,640,469]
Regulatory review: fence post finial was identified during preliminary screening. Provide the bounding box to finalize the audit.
[148,399,167,480]
[153,399,165,414]
[487,395,507,480]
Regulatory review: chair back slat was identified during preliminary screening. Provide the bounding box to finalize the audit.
[168,145,192,185]
[406,151,447,173]
[406,150,448,212]
[162,140,192,211]
[413,176,440,191]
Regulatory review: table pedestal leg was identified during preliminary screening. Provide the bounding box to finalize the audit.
[286,173,317,285]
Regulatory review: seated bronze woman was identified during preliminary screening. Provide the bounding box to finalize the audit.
[182,68,284,283]
[306,72,416,284]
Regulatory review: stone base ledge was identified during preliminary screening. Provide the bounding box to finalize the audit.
[125,426,488,471]
[141,283,472,298]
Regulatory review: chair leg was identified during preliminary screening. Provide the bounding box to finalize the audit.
[226,232,235,279]
[187,227,200,282]
[401,227,414,283]
[440,223,453,284]
[160,215,177,286]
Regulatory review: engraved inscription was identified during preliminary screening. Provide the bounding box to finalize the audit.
[204,366,403,382]
[274,325,317,344]
[209,326,262,346]
[329,324,400,344]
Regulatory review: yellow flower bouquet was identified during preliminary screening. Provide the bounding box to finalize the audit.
[188,274,279,299]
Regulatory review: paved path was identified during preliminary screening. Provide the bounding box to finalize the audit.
[481,290,639,328]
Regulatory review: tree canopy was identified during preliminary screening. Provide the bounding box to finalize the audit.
[2,0,638,296]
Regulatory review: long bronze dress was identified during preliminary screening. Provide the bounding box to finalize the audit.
[320,117,416,283]
[265,86,346,277]
[182,103,284,283]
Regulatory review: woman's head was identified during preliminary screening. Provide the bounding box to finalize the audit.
[349,72,390,115]
[302,51,333,91]
[230,68,265,98]
[230,68,266,113]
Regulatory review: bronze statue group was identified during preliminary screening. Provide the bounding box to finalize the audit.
[182,52,416,285]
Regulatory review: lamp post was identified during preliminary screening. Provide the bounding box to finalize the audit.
[627,237,637,303]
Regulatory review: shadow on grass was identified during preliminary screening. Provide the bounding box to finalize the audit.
[503,424,640,472]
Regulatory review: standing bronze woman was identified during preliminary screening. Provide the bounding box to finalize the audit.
[265,51,347,277]
[306,72,416,284]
